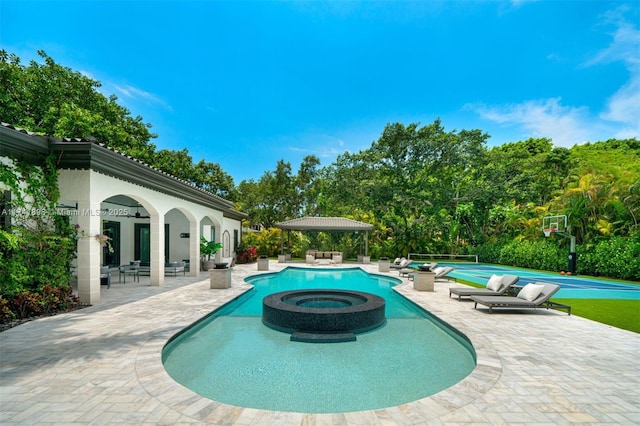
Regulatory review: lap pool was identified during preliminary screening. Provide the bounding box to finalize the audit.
[162,267,476,413]
[430,262,640,300]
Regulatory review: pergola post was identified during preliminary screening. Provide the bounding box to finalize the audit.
[365,231,369,256]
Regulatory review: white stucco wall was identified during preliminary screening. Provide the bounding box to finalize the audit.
[57,169,243,304]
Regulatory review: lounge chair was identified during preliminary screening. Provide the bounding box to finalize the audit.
[449,274,519,300]
[407,265,453,281]
[433,266,454,281]
[471,282,571,315]
[100,266,111,289]
[390,258,410,270]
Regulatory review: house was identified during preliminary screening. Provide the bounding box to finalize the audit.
[0,123,247,304]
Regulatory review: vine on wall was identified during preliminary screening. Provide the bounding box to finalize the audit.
[0,154,80,323]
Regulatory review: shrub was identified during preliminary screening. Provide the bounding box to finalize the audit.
[236,245,258,264]
[12,290,43,319]
[472,234,640,281]
[0,296,15,323]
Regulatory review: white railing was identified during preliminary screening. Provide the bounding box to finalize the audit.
[407,253,478,263]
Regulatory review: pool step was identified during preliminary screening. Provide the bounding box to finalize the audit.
[290,332,356,343]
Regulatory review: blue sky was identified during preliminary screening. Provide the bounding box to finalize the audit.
[2,1,639,183]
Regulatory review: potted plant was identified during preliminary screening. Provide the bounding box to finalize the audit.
[201,237,223,271]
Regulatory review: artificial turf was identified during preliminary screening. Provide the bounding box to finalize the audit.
[553,298,640,334]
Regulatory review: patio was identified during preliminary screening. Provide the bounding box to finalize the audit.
[1,262,638,424]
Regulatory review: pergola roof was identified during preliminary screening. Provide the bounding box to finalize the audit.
[276,217,374,231]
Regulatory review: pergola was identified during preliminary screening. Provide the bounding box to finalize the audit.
[275,217,374,257]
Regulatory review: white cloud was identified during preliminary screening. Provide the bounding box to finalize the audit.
[107,83,172,112]
[289,135,347,158]
[588,6,640,68]
[470,5,639,146]
[600,74,640,138]
[588,6,640,138]
[468,98,591,147]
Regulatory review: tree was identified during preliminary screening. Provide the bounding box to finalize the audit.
[0,50,158,162]
[1,49,235,196]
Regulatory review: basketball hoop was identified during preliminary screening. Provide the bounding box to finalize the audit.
[543,228,556,238]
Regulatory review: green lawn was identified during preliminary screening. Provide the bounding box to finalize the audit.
[553,298,640,333]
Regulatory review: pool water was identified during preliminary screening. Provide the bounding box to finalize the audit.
[162,267,476,413]
[428,262,640,300]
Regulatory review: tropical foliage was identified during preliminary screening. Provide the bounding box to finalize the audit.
[1,50,639,282]
[0,50,235,198]
[0,155,81,322]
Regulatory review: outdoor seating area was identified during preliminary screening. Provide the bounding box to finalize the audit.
[306,250,343,260]
[165,261,186,277]
[305,253,343,266]
[305,250,343,266]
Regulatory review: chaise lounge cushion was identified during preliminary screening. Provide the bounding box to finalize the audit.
[448,274,519,300]
[486,274,503,291]
[516,283,545,301]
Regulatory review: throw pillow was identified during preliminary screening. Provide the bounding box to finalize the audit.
[486,274,503,291]
[517,283,545,302]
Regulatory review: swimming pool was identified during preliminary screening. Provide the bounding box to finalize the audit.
[427,262,640,300]
[162,267,476,413]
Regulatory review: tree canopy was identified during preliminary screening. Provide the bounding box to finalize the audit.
[2,50,639,279]
[0,50,235,198]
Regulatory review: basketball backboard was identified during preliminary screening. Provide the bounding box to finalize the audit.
[542,214,567,237]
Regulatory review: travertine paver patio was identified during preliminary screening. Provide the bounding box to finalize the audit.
[1,262,639,425]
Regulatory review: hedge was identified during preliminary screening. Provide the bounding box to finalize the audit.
[472,234,640,281]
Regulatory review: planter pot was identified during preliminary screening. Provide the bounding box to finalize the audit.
[201,260,215,271]
[214,262,228,269]
[210,268,231,289]
[414,271,435,292]
[258,258,269,271]
[378,259,390,272]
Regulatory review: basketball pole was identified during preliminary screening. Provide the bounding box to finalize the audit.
[553,231,577,275]
[543,215,577,275]
[568,235,576,275]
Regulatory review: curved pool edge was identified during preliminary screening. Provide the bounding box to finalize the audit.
[134,266,501,423]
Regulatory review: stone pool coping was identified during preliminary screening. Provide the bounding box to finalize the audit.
[1,262,638,424]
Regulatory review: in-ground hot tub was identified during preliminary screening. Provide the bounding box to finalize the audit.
[262,289,386,342]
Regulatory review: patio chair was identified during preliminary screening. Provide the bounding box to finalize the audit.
[100,266,111,289]
[400,267,415,278]
[306,254,318,265]
[433,266,454,281]
[390,258,410,270]
[165,261,186,277]
[406,264,453,281]
[471,282,571,315]
[119,261,140,283]
[449,274,520,300]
